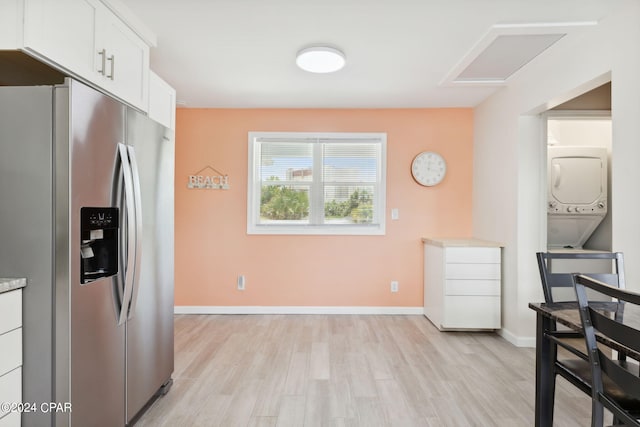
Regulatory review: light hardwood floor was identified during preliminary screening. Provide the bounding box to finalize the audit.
[136,314,593,426]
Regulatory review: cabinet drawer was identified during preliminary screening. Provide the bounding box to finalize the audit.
[0,290,21,335]
[0,367,21,420]
[0,329,21,376]
[445,280,500,296]
[0,411,20,427]
[446,247,500,264]
[445,263,500,280]
[442,296,501,329]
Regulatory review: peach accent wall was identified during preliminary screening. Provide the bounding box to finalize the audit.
[175,109,473,307]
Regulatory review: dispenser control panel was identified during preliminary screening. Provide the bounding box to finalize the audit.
[80,207,119,284]
[82,207,118,229]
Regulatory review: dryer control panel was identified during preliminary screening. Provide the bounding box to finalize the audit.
[548,200,607,214]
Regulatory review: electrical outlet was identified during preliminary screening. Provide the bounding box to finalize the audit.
[391,280,399,293]
[237,275,245,291]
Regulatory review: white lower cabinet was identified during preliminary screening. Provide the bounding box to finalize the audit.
[423,239,502,330]
[0,289,23,426]
[0,368,21,426]
[0,412,20,427]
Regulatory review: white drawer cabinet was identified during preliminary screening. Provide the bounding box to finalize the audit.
[0,368,21,424]
[0,411,20,427]
[0,289,23,426]
[423,239,502,330]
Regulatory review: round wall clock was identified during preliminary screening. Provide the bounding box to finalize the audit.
[411,151,447,186]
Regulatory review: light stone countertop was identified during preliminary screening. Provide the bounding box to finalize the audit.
[0,277,27,294]
[422,238,504,248]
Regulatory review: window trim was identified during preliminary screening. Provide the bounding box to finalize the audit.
[247,131,387,235]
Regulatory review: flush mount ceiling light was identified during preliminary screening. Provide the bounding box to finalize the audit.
[296,46,346,73]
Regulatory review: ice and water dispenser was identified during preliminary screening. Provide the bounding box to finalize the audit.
[80,207,119,284]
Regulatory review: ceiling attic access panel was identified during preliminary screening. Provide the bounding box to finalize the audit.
[441,22,598,86]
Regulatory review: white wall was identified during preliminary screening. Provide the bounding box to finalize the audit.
[473,0,640,346]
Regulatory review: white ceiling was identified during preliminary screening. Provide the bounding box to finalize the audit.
[121,0,617,108]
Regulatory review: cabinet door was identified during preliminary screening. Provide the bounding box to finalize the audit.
[0,0,22,49]
[95,9,149,110]
[148,71,176,129]
[23,0,100,81]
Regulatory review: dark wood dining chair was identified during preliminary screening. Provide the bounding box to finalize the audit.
[573,274,640,426]
[536,252,626,408]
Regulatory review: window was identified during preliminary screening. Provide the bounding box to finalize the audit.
[248,132,387,235]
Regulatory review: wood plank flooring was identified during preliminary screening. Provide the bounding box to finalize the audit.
[136,314,594,426]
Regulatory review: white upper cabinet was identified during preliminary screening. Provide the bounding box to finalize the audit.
[23,0,101,83]
[22,0,150,110]
[0,0,24,49]
[94,8,149,110]
[148,71,176,130]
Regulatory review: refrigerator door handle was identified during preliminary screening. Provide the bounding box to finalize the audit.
[126,145,143,320]
[117,143,136,325]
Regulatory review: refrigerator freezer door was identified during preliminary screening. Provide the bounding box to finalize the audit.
[60,80,127,427]
[124,109,175,423]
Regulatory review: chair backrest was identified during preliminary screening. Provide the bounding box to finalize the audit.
[573,274,640,427]
[536,252,625,303]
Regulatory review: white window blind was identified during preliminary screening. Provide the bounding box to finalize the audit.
[248,132,387,235]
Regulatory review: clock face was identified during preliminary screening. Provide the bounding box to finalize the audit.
[411,151,446,186]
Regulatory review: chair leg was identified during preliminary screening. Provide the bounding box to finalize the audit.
[591,399,604,427]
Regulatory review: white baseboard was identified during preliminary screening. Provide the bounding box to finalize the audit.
[174,306,424,315]
[497,327,536,348]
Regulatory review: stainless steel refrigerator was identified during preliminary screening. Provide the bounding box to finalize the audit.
[0,78,174,427]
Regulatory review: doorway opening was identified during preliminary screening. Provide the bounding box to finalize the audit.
[543,82,612,252]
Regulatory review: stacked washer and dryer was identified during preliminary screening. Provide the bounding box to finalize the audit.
[547,145,608,249]
[545,142,612,275]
